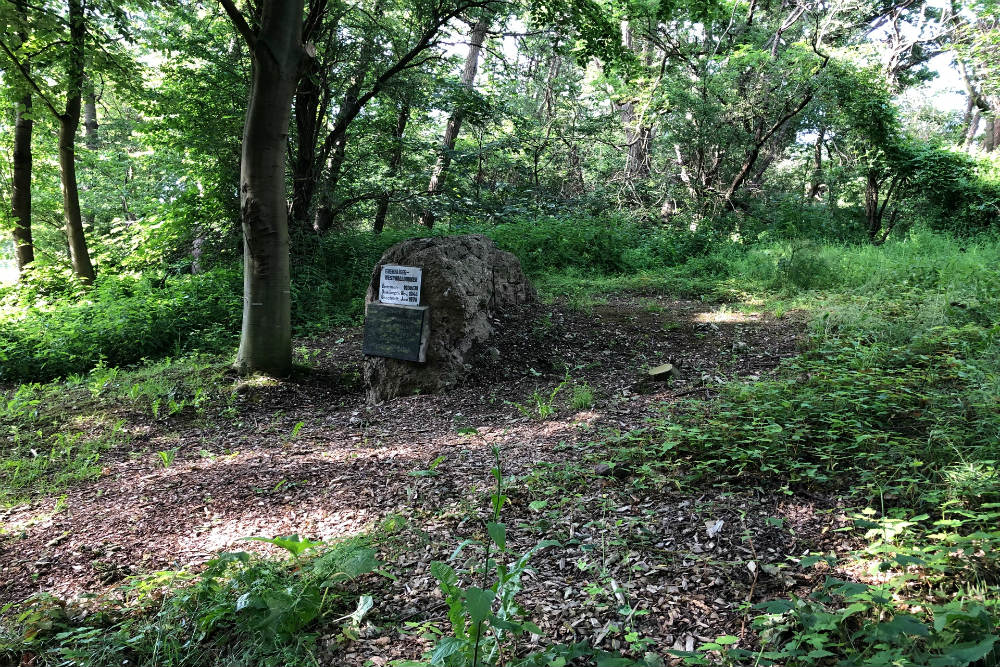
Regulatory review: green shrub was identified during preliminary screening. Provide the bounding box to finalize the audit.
[0,537,379,667]
[0,269,242,382]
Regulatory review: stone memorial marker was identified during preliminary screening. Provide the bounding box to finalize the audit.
[378,265,422,305]
[363,264,430,362]
[363,235,536,403]
[362,304,430,362]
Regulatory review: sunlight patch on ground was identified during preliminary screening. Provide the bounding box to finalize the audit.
[178,507,372,556]
[693,309,757,324]
[1,505,59,536]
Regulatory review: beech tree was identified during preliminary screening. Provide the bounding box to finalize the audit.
[1,0,96,282]
[419,10,492,228]
[218,0,306,376]
[6,0,33,273]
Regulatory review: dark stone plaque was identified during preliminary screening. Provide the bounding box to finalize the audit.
[362,304,430,362]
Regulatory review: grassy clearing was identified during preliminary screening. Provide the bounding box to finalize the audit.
[0,355,237,507]
[1,227,998,665]
[530,230,1000,665]
[0,216,720,382]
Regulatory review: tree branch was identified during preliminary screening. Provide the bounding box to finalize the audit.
[218,0,257,50]
[0,37,62,117]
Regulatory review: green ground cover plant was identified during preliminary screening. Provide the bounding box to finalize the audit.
[0,536,380,667]
[2,223,998,666]
[0,355,237,506]
[607,231,1000,666]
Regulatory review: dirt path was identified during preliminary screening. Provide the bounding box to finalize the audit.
[0,296,852,663]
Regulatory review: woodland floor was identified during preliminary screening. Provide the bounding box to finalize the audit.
[0,294,859,664]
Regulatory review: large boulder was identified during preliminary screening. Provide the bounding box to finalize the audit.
[363,234,535,403]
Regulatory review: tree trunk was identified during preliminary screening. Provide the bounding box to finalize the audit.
[616,22,651,184]
[84,87,98,147]
[990,100,1000,152]
[374,101,410,234]
[806,126,824,199]
[419,12,491,228]
[12,90,34,273]
[8,0,33,274]
[83,83,99,229]
[290,56,321,233]
[620,101,652,180]
[984,117,996,152]
[61,0,95,284]
[233,0,304,377]
[560,139,585,197]
[964,110,981,151]
[311,73,366,233]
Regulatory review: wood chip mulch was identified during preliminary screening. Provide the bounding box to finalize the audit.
[0,296,858,664]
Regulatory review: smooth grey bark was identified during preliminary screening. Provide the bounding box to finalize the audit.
[419,12,491,228]
[84,87,98,147]
[61,0,95,283]
[222,0,304,376]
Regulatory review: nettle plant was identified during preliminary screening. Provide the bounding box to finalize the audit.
[403,446,635,667]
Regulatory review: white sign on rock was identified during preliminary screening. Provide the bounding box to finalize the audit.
[379,265,422,305]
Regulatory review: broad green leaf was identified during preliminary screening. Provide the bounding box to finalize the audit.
[430,561,457,586]
[487,522,506,551]
[243,534,323,559]
[873,614,930,640]
[927,637,999,666]
[595,650,637,666]
[429,636,468,665]
[465,586,495,623]
[339,547,379,578]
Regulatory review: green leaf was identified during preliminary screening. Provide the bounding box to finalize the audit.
[523,620,543,635]
[339,547,379,578]
[487,522,507,551]
[465,587,495,623]
[755,600,794,614]
[243,534,323,559]
[595,650,636,666]
[715,635,739,645]
[927,636,999,666]
[488,616,523,632]
[528,500,548,511]
[430,561,457,587]
[873,614,930,640]
[429,636,468,665]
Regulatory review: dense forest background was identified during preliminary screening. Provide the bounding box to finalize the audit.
[1,0,999,379]
[2,1,1000,666]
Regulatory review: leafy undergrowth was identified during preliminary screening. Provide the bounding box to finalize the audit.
[0,355,236,507]
[579,232,1000,666]
[640,326,1000,666]
[1,229,999,666]
[0,536,380,667]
